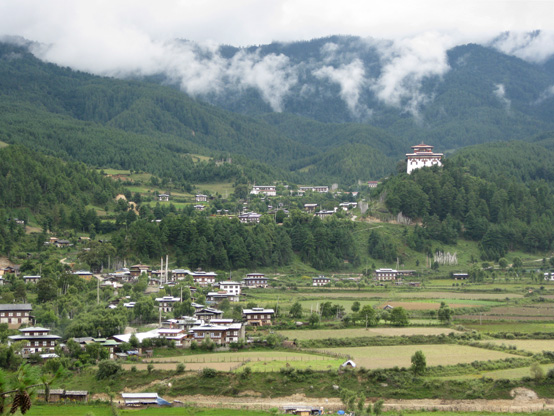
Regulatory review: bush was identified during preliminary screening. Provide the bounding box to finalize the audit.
[201,368,217,378]
[96,360,122,380]
[176,363,186,374]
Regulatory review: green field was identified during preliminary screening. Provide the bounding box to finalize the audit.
[278,327,459,341]
[315,344,519,369]
[244,357,343,372]
[432,363,554,380]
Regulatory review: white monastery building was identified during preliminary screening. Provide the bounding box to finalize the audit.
[406,143,443,174]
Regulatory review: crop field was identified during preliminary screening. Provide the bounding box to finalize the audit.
[477,339,554,353]
[298,299,379,311]
[432,363,554,380]
[479,305,554,317]
[461,322,554,333]
[284,291,521,301]
[277,327,460,340]
[376,301,487,310]
[315,345,519,369]
[243,357,343,372]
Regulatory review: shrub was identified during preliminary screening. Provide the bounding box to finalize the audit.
[176,363,186,374]
[201,368,217,378]
[96,360,122,380]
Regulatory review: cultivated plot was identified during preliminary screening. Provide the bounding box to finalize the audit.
[278,327,460,340]
[315,344,519,369]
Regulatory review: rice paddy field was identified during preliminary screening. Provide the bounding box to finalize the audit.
[314,344,520,369]
[277,327,460,341]
[461,322,554,333]
[271,290,522,301]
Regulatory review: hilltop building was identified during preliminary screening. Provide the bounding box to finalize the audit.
[406,143,443,174]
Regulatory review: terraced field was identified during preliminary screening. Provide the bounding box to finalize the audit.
[477,339,554,353]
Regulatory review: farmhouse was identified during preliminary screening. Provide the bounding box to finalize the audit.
[250,185,276,196]
[406,143,443,174]
[217,280,241,296]
[374,268,398,280]
[191,322,245,345]
[37,389,88,403]
[189,270,217,286]
[0,303,33,328]
[242,307,274,326]
[312,276,331,286]
[206,291,239,303]
[129,264,150,277]
[8,327,61,357]
[194,307,224,322]
[544,272,554,281]
[155,296,181,313]
[195,194,208,202]
[239,212,261,223]
[304,203,318,212]
[72,270,93,280]
[368,181,380,188]
[315,210,335,219]
[453,272,469,280]
[23,275,41,284]
[158,193,170,202]
[298,186,329,193]
[194,204,205,211]
[242,273,268,288]
[0,265,20,276]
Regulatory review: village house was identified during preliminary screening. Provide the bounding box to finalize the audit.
[190,322,245,345]
[217,281,241,296]
[0,303,33,328]
[129,264,150,278]
[315,209,335,219]
[239,212,261,223]
[312,276,331,286]
[250,185,276,196]
[339,202,357,211]
[23,275,41,284]
[37,389,88,403]
[158,193,170,202]
[194,204,205,211]
[157,328,188,347]
[242,307,274,326]
[298,186,329,194]
[544,272,554,281]
[453,272,469,280]
[242,273,268,288]
[374,268,399,281]
[406,143,443,174]
[155,296,181,313]
[8,327,61,357]
[367,181,380,188]
[195,194,208,202]
[304,203,318,212]
[194,307,223,322]
[206,291,239,303]
[0,265,20,277]
[72,270,93,280]
[189,270,217,286]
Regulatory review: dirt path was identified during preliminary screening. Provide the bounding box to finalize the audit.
[95,388,554,413]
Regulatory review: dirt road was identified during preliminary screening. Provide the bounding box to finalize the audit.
[101,387,554,413]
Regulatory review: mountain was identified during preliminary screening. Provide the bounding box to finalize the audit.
[0,41,396,184]
[184,38,554,151]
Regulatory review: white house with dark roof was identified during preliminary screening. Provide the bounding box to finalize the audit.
[8,327,60,357]
[242,273,268,288]
[23,275,41,284]
[217,281,241,296]
[312,276,331,286]
[242,307,274,326]
[155,296,181,313]
[250,185,276,196]
[0,304,33,328]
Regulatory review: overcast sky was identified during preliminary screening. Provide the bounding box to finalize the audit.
[1,0,553,115]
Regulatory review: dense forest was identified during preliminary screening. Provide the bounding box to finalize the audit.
[379,160,554,260]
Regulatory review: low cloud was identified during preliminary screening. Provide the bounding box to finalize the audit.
[493,83,511,111]
[313,58,370,118]
[491,31,554,63]
[368,33,453,118]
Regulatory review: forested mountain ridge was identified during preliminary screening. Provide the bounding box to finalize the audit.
[0,42,396,184]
